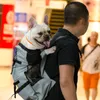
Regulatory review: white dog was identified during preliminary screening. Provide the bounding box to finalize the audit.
[11,16,56,100]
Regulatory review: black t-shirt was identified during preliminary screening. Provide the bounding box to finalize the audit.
[45,28,80,100]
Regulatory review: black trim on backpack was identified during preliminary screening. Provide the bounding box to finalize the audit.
[13,80,29,98]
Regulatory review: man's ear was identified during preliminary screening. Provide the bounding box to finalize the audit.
[44,15,49,25]
[79,18,87,25]
[28,15,38,29]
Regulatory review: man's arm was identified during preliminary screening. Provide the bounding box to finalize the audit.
[59,64,77,100]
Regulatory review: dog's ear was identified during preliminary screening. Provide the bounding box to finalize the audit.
[28,16,37,29]
[44,15,49,25]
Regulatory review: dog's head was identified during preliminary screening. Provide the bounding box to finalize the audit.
[28,15,50,47]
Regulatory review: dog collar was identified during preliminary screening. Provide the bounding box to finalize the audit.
[25,36,45,47]
[26,36,33,45]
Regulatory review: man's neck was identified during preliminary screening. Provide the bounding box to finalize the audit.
[63,25,80,38]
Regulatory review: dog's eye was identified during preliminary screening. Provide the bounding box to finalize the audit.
[48,30,50,34]
[38,32,43,35]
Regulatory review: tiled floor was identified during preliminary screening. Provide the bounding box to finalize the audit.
[0,67,100,100]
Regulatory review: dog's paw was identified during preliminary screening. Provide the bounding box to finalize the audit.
[45,46,56,55]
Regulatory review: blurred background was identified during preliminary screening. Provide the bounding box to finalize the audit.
[0,0,100,100]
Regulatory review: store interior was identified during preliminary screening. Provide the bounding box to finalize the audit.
[0,0,100,100]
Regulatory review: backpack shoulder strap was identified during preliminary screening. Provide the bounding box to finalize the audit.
[84,44,99,60]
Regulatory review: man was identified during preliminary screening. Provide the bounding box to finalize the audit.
[82,31,100,100]
[45,2,89,100]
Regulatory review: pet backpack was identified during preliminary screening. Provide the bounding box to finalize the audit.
[11,35,68,100]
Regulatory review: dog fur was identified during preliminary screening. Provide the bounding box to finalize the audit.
[21,17,50,50]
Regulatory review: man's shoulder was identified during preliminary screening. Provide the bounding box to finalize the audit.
[51,30,77,48]
[57,37,77,47]
[97,44,100,49]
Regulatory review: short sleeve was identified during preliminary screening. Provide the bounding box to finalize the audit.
[58,42,78,66]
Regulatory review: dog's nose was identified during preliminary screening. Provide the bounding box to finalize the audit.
[44,35,50,41]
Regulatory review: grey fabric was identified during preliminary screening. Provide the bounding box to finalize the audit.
[12,45,55,100]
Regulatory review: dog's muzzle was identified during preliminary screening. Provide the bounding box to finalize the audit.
[44,35,50,41]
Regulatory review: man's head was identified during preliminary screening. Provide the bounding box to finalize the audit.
[90,31,98,44]
[64,2,89,36]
